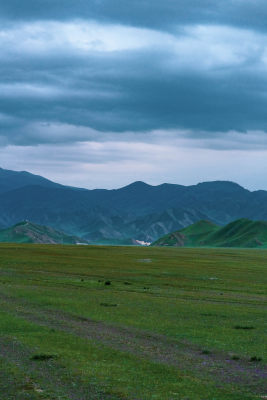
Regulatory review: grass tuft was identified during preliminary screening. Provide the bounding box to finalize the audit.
[30,353,58,361]
[100,303,118,307]
[234,326,255,330]
[201,350,211,355]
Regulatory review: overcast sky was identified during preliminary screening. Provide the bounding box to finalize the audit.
[1,1,267,189]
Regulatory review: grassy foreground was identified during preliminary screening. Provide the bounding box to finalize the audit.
[0,244,266,399]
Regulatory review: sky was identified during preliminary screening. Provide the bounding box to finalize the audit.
[1,0,267,189]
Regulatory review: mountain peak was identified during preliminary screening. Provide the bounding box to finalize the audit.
[129,181,150,187]
[14,220,30,227]
[120,181,152,190]
[193,180,248,192]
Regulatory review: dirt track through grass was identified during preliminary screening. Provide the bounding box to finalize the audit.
[1,244,267,399]
[0,336,127,400]
[0,290,266,396]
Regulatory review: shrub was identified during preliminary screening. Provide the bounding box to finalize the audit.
[250,356,262,362]
[231,355,240,361]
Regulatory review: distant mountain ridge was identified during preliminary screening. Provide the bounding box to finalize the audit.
[152,219,267,248]
[0,167,63,194]
[0,221,85,245]
[1,167,267,242]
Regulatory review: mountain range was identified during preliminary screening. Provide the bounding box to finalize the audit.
[152,219,267,248]
[1,167,267,243]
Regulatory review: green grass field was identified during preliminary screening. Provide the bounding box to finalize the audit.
[0,244,266,399]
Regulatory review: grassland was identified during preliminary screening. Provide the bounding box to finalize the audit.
[0,244,266,399]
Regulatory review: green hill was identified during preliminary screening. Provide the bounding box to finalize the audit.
[152,219,267,248]
[0,221,87,245]
[152,220,219,247]
[203,218,267,248]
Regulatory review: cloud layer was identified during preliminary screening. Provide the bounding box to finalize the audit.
[1,1,267,188]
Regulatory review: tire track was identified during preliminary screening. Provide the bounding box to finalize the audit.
[0,291,266,396]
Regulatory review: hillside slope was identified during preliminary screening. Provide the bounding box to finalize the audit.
[152,220,219,247]
[152,219,267,248]
[0,221,86,245]
[203,218,267,248]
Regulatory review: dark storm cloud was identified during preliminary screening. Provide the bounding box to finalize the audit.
[1,0,267,33]
[1,44,267,146]
[1,2,267,149]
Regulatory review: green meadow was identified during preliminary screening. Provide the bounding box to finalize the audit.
[0,244,266,399]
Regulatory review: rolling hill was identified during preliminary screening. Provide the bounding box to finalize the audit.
[0,221,86,245]
[152,220,219,247]
[152,219,267,248]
